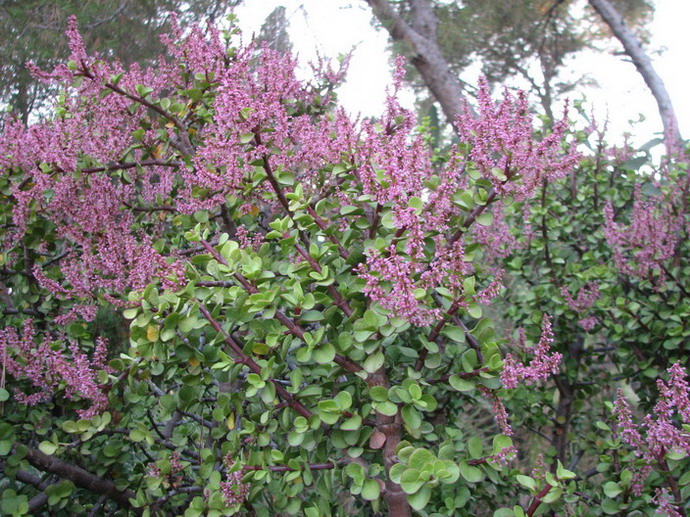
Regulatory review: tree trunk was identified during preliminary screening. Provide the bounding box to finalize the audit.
[365,0,469,128]
[588,0,682,153]
[369,366,411,517]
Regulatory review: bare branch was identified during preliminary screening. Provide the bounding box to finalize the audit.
[23,448,136,511]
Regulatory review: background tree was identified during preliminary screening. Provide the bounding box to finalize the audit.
[0,0,237,123]
[256,6,292,54]
[588,0,682,151]
[366,0,663,131]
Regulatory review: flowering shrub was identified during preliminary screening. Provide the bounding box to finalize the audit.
[0,14,688,517]
[495,113,690,516]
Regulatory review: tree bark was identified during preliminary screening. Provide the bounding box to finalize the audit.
[369,366,411,517]
[588,0,682,153]
[365,0,470,127]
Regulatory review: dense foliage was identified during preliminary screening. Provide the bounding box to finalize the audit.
[0,14,688,517]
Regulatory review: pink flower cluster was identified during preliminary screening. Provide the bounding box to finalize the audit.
[0,19,579,341]
[353,74,577,325]
[0,319,110,418]
[221,454,249,506]
[501,315,562,389]
[655,489,684,517]
[471,204,519,262]
[357,246,441,327]
[1,16,184,303]
[614,364,690,497]
[235,226,264,251]
[561,282,600,331]
[604,188,681,283]
[479,386,513,436]
[561,282,600,313]
[455,77,579,202]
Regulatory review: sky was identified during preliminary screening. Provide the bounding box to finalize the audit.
[234,0,689,148]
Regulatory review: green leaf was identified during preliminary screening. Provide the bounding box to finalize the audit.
[312,343,335,364]
[123,308,138,320]
[442,326,466,343]
[130,429,147,442]
[407,486,432,510]
[401,405,422,429]
[38,442,57,455]
[601,498,620,515]
[407,449,434,471]
[345,462,365,482]
[541,486,562,504]
[300,310,323,322]
[369,386,388,402]
[516,475,536,491]
[459,461,484,483]
[492,435,513,455]
[678,469,690,486]
[467,436,483,459]
[0,440,12,456]
[603,481,622,498]
[363,351,384,373]
[476,212,494,226]
[0,389,9,402]
[449,375,474,392]
[361,479,381,501]
[374,401,398,416]
[239,132,255,144]
[400,469,424,494]
[334,391,352,410]
[340,415,362,431]
[556,460,576,480]
[467,303,483,319]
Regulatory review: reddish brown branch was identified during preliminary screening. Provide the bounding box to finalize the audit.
[198,304,313,420]
[526,483,552,516]
[199,240,361,373]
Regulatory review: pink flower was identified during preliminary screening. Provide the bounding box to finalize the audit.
[0,320,110,418]
[455,77,579,202]
[604,187,681,283]
[613,364,690,495]
[501,315,561,389]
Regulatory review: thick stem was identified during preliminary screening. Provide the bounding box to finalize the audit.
[526,483,552,517]
[368,366,411,517]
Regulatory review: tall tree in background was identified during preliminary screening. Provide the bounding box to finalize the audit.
[256,6,292,54]
[365,0,470,128]
[0,0,237,123]
[588,0,682,151]
[366,0,672,141]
